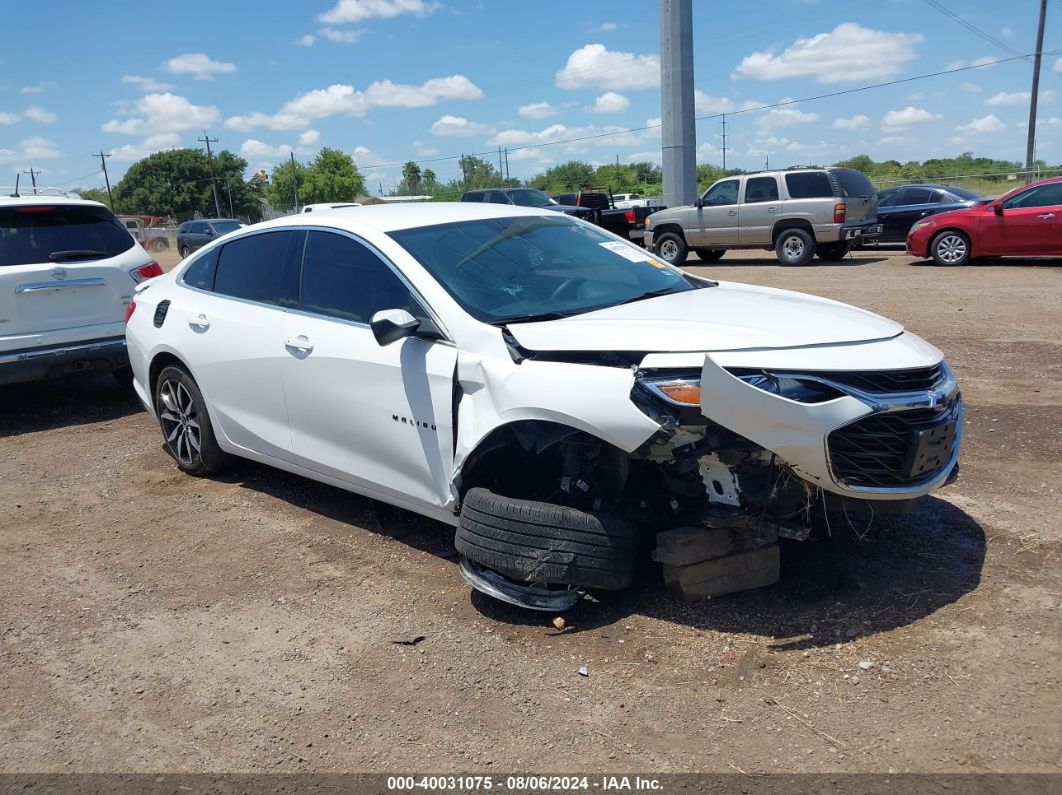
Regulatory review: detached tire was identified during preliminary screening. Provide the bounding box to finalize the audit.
[775,228,816,265]
[694,248,726,262]
[654,231,689,266]
[456,488,639,591]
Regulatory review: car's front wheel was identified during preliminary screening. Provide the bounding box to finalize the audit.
[155,365,231,476]
[654,231,689,266]
[775,228,816,265]
[930,231,971,266]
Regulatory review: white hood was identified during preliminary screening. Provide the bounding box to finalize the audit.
[507,280,903,353]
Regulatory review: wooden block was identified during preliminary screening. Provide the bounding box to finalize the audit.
[652,525,777,566]
[662,545,780,602]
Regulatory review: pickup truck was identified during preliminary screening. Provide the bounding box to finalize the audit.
[118,216,170,252]
[552,188,663,244]
[613,192,665,210]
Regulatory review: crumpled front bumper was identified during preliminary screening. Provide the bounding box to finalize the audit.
[697,353,961,500]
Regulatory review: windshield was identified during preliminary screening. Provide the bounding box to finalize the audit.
[390,215,700,324]
[210,220,243,234]
[947,186,983,201]
[0,205,135,266]
[507,189,556,208]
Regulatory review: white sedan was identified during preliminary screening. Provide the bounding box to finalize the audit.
[125,203,961,609]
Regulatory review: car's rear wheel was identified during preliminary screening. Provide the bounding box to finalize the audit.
[816,241,850,261]
[775,228,816,265]
[694,248,726,262]
[154,365,231,476]
[456,488,639,592]
[930,231,971,266]
[654,232,689,266]
[151,239,169,252]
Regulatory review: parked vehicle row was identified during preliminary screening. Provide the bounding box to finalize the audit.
[124,202,963,611]
[176,218,244,258]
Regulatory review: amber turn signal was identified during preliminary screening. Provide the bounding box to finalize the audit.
[657,383,702,405]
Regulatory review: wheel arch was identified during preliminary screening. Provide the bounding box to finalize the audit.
[651,223,687,242]
[148,350,192,412]
[772,218,816,243]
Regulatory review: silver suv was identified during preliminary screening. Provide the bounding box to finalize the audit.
[645,167,881,266]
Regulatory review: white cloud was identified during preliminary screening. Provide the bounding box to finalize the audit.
[163,53,236,80]
[0,112,19,125]
[591,22,620,32]
[240,139,293,159]
[102,93,220,135]
[317,0,438,24]
[555,44,659,90]
[882,106,941,129]
[755,102,818,130]
[962,82,982,93]
[108,133,181,162]
[956,114,1005,134]
[880,135,907,145]
[319,27,365,43]
[946,55,999,70]
[298,129,320,146]
[298,34,317,46]
[734,23,922,84]
[1054,57,1062,73]
[0,136,61,164]
[20,82,57,94]
[986,90,1053,107]
[227,75,482,131]
[487,121,657,149]
[833,114,869,130]
[430,114,492,137]
[518,101,560,119]
[23,106,57,123]
[122,74,173,92]
[694,91,734,114]
[589,91,630,114]
[1001,26,1014,39]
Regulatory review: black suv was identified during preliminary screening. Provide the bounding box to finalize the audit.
[176,218,243,257]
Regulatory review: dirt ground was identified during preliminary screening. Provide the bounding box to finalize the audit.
[1,246,1059,775]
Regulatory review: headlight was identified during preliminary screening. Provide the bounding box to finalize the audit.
[643,377,701,405]
[737,373,842,403]
[910,220,934,233]
[644,216,653,227]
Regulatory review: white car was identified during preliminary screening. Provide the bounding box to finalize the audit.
[1,194,162,385]
[125,203,961,609]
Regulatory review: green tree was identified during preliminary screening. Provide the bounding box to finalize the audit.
[527,160,595,192]
[265,158,308,210]
[457,155,502,190]
[304,147,365,202]
[422,168,438,194]
[398,161,422,195]
[72,186,111,205]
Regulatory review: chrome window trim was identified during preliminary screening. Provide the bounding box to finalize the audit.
[176,224,453,343]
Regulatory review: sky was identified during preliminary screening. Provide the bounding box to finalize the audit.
[1,0,1059,194]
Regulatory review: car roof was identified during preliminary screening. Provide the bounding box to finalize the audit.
[249,201,559,234]
[0,195,108,209]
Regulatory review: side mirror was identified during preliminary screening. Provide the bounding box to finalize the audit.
[992,204,1004,215]
[204,228,215,236]
[370,308,420,346]
[694,197,704,209]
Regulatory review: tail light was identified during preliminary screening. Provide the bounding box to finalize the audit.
[129,261,163,283]
[575,194,581,206]
[833,203,846,224]
[124,300,137,324]
[624,210,636,224]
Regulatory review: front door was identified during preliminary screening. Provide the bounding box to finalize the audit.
[980,182,1062,255]
[176,229,302,461]
[280,230,458,512]
[694,178,741,247]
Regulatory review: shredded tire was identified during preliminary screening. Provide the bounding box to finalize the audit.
[456,488,639,590]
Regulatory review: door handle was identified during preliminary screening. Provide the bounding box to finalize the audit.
[1037,213,1056,219]
[284,335,314,354]
[767,207,779,213]
[188,314,210,331]
[728,210,737,216]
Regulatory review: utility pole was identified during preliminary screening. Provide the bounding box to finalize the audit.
[720,114,728,171]
[498,147,504,182]
[1025,0,1048,183]
[289,151,299,210]
[659,0,697,207]
[23,167,41,192]
[92,151,115,209]
[197,131,222,216]
[503,147,510,182]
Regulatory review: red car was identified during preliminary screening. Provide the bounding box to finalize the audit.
[907,176,1062,265]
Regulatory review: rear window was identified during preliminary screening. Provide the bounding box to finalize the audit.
[947,186,983,201]
[785,172,834,199]
[213,230,301,307]
[210,220,242,235]
[0,204,135,266]
[830,168,875,198]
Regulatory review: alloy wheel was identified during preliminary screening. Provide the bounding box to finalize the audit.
[159,379,201,465]
[935,234,967,264]
[659,238,679,262]
[782,235,805,260]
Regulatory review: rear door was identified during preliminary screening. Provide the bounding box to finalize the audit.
[694,178,741,246]
[280,230,458,512]
[739,175,782,244]
[173,229,302,460]
[0,203,146,352]
[830,168,877,223]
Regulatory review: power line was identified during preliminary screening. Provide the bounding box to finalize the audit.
[356,49,1058,172]
[921,0,1026,60]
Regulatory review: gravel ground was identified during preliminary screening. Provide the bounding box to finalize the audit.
[0,246,1059,775]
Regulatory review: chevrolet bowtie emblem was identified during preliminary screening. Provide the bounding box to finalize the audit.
[51,267,67,281]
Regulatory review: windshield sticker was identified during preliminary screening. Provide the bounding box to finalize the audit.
[599,241,666,267]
